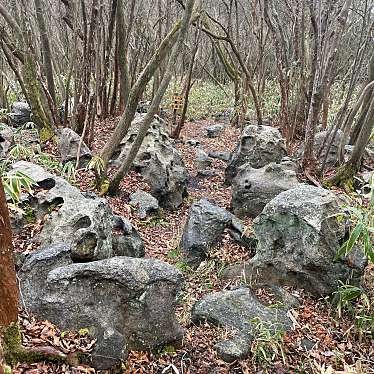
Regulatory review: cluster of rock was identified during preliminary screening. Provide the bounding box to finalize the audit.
[113,115,188,210]
[184,124,367,362]
[12,162,183,369]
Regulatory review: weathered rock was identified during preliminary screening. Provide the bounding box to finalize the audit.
[181,199,253,267]
[208,151,231,162]
[297,130,344,167]
[112,216,145,257]
[20,255,184,369]
[130,190,160,220]
[115,115,188,210]
[231,184,366,296]
[18,243,73,306]
[186,139,201,147]
[197,169,218,178]
[8,102,31,127]
[192,287,292,362]
[232,163,299,218]
[225,125,287,184]
[0,124,14,157]
[13,124,40,149]
[57,127,91,165]
[207,124,225,138]
[195,149,212,170]
[11,162,114,261]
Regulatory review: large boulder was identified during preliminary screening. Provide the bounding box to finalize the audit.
[8,102,31,127]
[232,163,299,218]
[225,125,287,184]
[181,199,254,267]
[10,162,143,261]
[0,124,14,158]
[230,184,366,296]
[192,286,293,362]
[19,252,184,370]
[115,115,188,210]
[57,127,91,165]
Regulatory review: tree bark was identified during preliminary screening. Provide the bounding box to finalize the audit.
[108,0,196,194]
[0,179,19,327]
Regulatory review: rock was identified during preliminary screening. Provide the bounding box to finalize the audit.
[8,102,31,127]
[13,124,40,149]
[197,169,217,178]
[225,125,287,184]
[195,149,212,170]
[112,216,145,257]
[191,287,292,362]
[0,124,14,158]
[136,100,151,113]
[208,151,231,162]
[186,139,201,147]
[11,162,115,261]
[20,255,184,370]
[236,184,366,296]
[18,243,73,307]
[57,127,91,166]
[232,163,299,218]
[207,124,225,138]
[115,115,188,210]
[129,190,160,219]
[280,156,299,173]
[180,199,253,267]
[297,130,344,167]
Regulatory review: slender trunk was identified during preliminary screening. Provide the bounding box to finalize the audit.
[0,178,19,327]
[34,0,56,105]
[108,0,196,194]
[99,20,183,177]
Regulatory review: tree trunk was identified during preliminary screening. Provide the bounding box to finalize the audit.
[108,0,196,194]
[34,0,57,105]
[0,178,19,328]
[99,20,184,181]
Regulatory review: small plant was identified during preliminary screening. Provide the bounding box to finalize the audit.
[335,175,373,263]
[86,155,105,176]
[250,318,286,367]
[2,171,36,204]
[61,161,76,183]
[9,144,35,161]
[35,152,61,171]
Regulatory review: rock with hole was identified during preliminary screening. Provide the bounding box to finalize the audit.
[225,125,287,184]
[232,162,299,218]
[114,115,188,210]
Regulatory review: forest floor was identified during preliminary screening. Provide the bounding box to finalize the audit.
[12,118,374,374]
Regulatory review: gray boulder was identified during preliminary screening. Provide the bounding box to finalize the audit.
[57,127,92,166]
[0,124,14,158]
[181,199,254,267]
[225,125,287,184]
[297,130,344,167]
[10,162,127,261]
[207,124,225,138]
[130,190,159,220]
[19,254,184,370]
[233,184,366,296]
[232,163,299,218]
[115,115,188,210]
[8,102,31,127]
[195,149,212,171]
[192,287,292,362]
[208,151,231,162]
[112,215,145,258]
